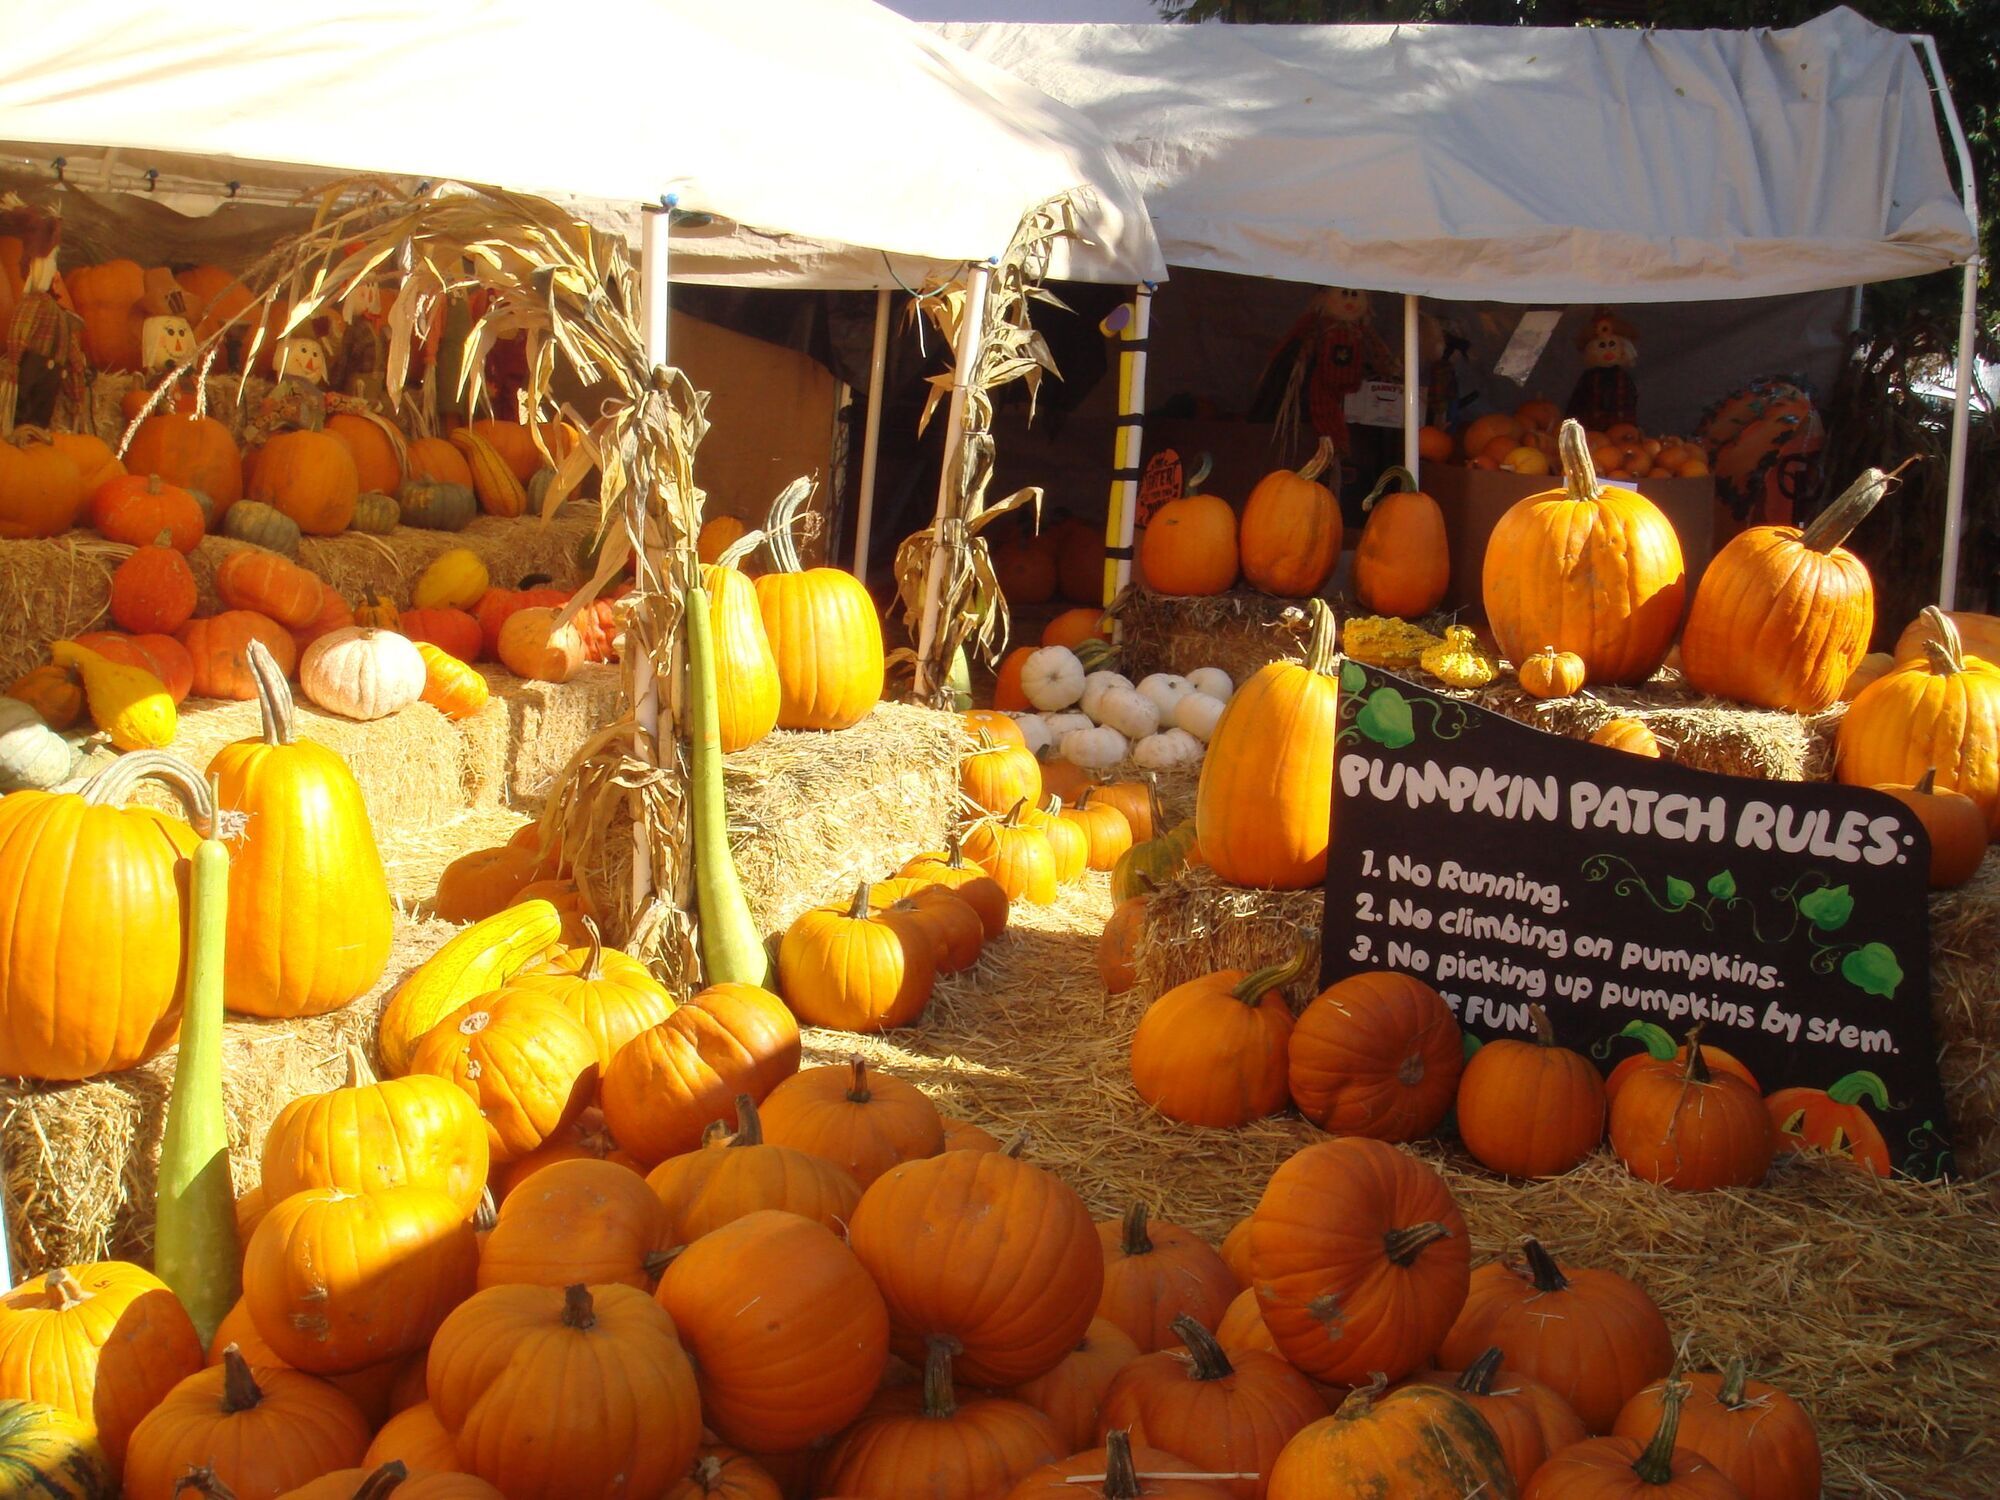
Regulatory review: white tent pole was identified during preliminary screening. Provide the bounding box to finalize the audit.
[915,261,992,699]
[1914,33,1980,610]
[1402,293,1421,483]
[853,288,892,585]
[632,200,671,915]
[1105,282,1154,607]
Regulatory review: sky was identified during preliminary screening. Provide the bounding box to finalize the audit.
[890,0,1164,19]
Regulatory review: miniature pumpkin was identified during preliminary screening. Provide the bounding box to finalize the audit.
[659,1209,889,1451]
[1681,464,1887,712]
[1455,1006,1607,1178]
[299,627,428,721]
[778,884,936,1033]
[215,547,325,628]
[179,612,298,700]
[1611,1360,1820,1500]
[1240,437,1341,598]
[1403,1348,1586,1490]
[1007,1321,1143,1455]
[208,641,395,1016]
[1246,1138,1469,1385]
[1873,767,1986,887]
[91,473,204,551]
[5,664,84,732]
[645,1093,861,1244]
[1609,1027,1774,1192]
[1287,970,1463,1141]
[348,491,401,535]
[243,1184,478,1373]
[849,1146,1104,1386]
[425,1283,700,1500]
[415,549,490,611]
[1266,1380,1514,1500]
[1420,626,1498,689]
[1591,717,1661,757]
[398,478,478,532]
[1764,1070,1894,1177]
[600,985,800,1166]
[1437,1238,1672,1433]
[109,531,198,633]
[120,1349,370,1500]
[496,606,584,683]
[1140,484,1238,597]
[221,499,303,557]
[476,1158,671,1292]
[1353,467,1449,617]
[1095,1207,1240,1356]
[1483,420,1686,684]
[406,992,598,1163]
[251,429,360,535]
[415,641,490,721]
[1130,951,1305,1129]
[124,413,243,515]
[1837,608,2000,833]
[1526,1379,1741,1498]
[755,481,883,729]
[1196,600,1339,889]
[1519,647,1587,700]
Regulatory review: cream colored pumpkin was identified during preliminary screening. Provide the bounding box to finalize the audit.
[299,626,428,720]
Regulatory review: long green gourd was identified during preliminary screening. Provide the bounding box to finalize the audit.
[92,752,241,1344]
[686,580,773,989]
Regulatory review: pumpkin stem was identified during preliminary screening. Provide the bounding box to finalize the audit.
[1183,453,1214,496]
[1382,1221,1452,1266]
[1520,1238,1571,1294]
[1333,1372,1390,1422]
[41,1268,87,1310]
[731,1093,764,1146]
[1231,944,1312,1005]
[692,1455,724,1485]
[78,749,220,838]
[1172,1314,1236,1382]
[1918,607,1965,675]
[1003,797,1030,828]
[561,1283,596,1330]
[845,1057,872,1104]
[349,1461,411,1500]
[920,1336,960,1420]
[342,1044,380,1089]
[1915,767,1939,796]
[473,1187,497,1232]
[1303,598,1339,677]
[1000,1128,1032,1158]
[577,916,606,980]
[847,882,873,920]
[1100,1429,1144,1500]
[1358,465,1416,512]
[1120,1201,1155,1256]
[712,527,767,572]
[218,1345,264,1413]
[244,639,297,747]
[1717,1357,1750,1409]
[172,1467,242,1500]
[1297,435,1339,484]
[1679,1024,1712,1085]
[1799,464,1894,554]
[944,830,970,869]
[1557,419,1601,504]
[1633,1377,1693,1484]
[761,476,813,574]
[1529,1004,1557,1048]
[1457,1347,1505,1397]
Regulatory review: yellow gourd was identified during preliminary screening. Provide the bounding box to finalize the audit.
[1342,616,1443,671]
[376,898,563,1073]
[412,548,489,610]
[50,641,176,750]
[1419,626,1497,689]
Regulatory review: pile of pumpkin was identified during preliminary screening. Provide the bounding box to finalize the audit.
[1419,403,1710,481]
[984,649,1235,776]
[0,1031,1820,1499]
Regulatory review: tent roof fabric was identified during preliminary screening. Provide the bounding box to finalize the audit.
[0,0,1164,281]
[937,7,1975,301]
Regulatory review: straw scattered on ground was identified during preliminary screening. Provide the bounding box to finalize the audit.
[807,873,1998,1500]
[1,914,455,1273]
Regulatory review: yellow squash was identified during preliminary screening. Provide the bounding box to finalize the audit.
[450,427,528,518]
[377,898,563,1073]
[51,641,175,751]
[413,547,490,611]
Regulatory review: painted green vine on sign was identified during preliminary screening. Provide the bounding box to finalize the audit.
[1355,686,1415,748]
[1841,942,1904,998]
[1799,884,1855,932]
[1707,870,1737,900]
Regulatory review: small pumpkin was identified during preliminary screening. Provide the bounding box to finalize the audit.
[323,413,405,494]
[1420,625,1498,689]
[349,491,401,534]
[505,919,673,1072]
[1003,1429,1230,1500]
[179,612,297,700]
[599,984,801,1166]
[1240,438,1341,598]
[1026,795,1090,884]
[221,499,304,558]
[1838,608,2000,833]
[91,473,204,551]
[69,631,194,705]
[477,1157,672,1292]
[1097,895,1145,996]
[963,798,1060,905]
[396,606,483,662]
[963,733,1045,817]
[1140,463,1238,597]
[125,413,244,515]
[433,843,541,924]
[754,480,883,729]
[398,478,478,532]
[697,514,750,565]
[299,627,428,721]
[778,883,936,1033]
[109,531,198,634]
[1287,970,1463,1142]
[1873,767,1987,888]
[1591,717,1661,757]
[1455,1005,1607,1178]
[1130,951,1305,1129]
[497,606,584,683]
[5,663,85,733]
[1402,1348,1587,1490]
[1518,647,1587,700]
[415,549,491,611]
[1608,1025,1774,1192]
[1353,466,1449,617]
[416,642,491,721]
[900,836,1011,939]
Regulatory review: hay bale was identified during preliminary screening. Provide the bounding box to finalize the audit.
[0,915,455,1274]
[1113,585,1310,683]
[1461,671,1842,782]
[461,665,625,808]
[376,806,540,909]
[1933,851,2000,1178]
[807,877,2000,1500]
[729,701,960,933]
[1132,866,1322,1009]
[0,535,129,684]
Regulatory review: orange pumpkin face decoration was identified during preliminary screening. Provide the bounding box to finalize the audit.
[1764,1070,1893,1176]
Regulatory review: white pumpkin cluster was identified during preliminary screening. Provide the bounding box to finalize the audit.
[1009,646,1235,773]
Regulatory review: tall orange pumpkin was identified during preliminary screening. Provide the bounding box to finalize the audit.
[1680,464,1887,712]
[1239,438,1342,599]
[1353,467,1449,617]
[754,480,883,730]
[1482,420,1685,684]
[66,259,148,370]
[1837,608,2000,834]
[1195,599,1339,889]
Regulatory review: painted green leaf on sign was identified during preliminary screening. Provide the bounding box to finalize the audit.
[1799,884,1854,932]
[1340,661,1367,697]
[1707,870,1737,900]
[1356,687,1415,749]
[1840,942,1902,998]
[1664,877,1695,909]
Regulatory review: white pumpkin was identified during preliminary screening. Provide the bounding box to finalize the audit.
[1021,646,1086,711]
[1061,724,1129,770]
[0,699,76,791]
[1079,669,1135,721]
[1187,667,1234,701]
[1136,673,1197,717]
[1093,685,1160,741]
[1133,727,1205,770]
[1042,711,1094,738]
[1170,691,1227,743]
[1007,713,1054,757]
[299,627,428,722]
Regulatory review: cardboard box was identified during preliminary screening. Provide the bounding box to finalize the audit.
[1424,465,1715,618]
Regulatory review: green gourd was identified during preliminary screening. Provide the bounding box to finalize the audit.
[686,582,772,989]
[349,491,402,534]
[221,499,303,558]
[113,753,240,1346]
[397,478,478,532]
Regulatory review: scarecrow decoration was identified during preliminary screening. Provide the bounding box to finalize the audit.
[1254,286,1398,458]
[1566,308,1639,432]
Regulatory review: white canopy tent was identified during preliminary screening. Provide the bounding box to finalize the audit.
[939,8,1982,605]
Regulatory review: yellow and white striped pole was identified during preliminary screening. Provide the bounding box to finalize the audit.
[1102,281,1155,608]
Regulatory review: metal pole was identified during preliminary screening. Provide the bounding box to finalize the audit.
[915,262,992,698]
[1104,282,1154,606]
[1915,33,1981,610]
[1402,293,1422,484]
[853,288,892,585]
[632,203,671,914]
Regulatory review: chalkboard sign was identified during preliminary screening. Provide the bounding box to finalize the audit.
[1322,663,1953,1177]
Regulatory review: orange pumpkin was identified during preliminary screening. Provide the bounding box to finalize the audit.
[1353,467,1449,618]
[91,472,204,551]
[496,606,585,683]
[1838,608,2000,834]
[109,533,198,634]
[645,1093,862,1244]
[963,799,1060,905]
[1524,1378,1741,1498]
[1764,1069,1895,1177]
[250,429,360,535]
[1287,970,1462,1142]
[476,1158,672,1292]
[178,612,298,700]
[754,481,883,729]
[406,993,599,1164]
[70,630,195,705]
[123,413,244,514]
[756,1057,944,1190]
[1043,607,1111,649]
[67,259,148,370]
[1591,717,1661,757]
[1608,1026,1774,1191]
[1402,1348,1587,1491]
[1454,1005,1606,1178]
[6,662,85,729]
[1006,1319,1142,1454]
[1240,438,1341,598]
[777,884,936,1033]
[405,436,474,487]
[1610,1361,1821,1500]
[0,431,87,538]
[48,431,124,495]
[214,548,326,629]
[1873,767,1987,888]
[1130,952,1305,1129]
[1140,487,1238,597]
[325,413,405,495]
[1097,895,1145,995]
[1095,1205,1240,1355]
[600,985,801,1167]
